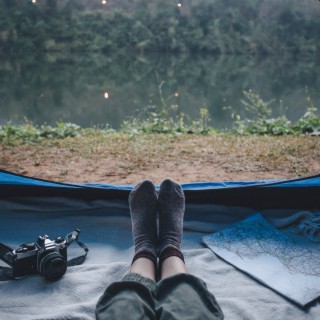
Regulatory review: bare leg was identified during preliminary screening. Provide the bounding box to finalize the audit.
[160,256,187,280]
[130,257,156,281]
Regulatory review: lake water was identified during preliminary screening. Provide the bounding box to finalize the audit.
[0,53,319,130]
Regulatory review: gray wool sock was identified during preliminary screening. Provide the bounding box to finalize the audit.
[129,180,158,264]
[158,179,185,257]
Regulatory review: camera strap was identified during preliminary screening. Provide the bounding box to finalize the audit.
[65,229,89,267]
[0,243,14,280]
[0,229,89,281]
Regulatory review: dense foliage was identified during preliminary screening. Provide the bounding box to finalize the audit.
[1,0,320,56]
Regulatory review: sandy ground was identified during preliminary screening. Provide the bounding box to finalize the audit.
[1,135,319,185]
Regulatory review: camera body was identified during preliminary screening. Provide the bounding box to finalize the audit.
[10,235,68,281]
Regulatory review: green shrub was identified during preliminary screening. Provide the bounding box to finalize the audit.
[232,90,320,136]
[0,122,82,144]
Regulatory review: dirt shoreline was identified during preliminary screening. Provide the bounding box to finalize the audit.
[1,134,320,184]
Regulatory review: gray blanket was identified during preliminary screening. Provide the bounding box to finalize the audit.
[0,197,319,319]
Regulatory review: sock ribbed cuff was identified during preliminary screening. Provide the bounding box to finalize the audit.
[159,247,184,267]
[132,250,157,266]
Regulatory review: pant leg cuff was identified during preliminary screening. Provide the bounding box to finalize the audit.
[123,272,157,292]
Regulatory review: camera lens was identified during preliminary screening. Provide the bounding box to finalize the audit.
[38,252,67,281]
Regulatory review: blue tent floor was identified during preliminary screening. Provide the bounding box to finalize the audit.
[0,170,320,319]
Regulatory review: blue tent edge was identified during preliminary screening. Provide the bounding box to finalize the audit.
[1,169,320,209]
[1,168,320,190]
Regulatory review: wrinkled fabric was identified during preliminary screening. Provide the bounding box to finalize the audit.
[96,272,224,320]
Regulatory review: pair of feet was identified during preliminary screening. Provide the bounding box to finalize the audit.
[129,179,185,266]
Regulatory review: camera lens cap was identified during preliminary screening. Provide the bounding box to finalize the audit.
[39,253,67,281]
[46,257,67,281]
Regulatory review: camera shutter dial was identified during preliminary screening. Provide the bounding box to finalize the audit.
[55,237,64,244]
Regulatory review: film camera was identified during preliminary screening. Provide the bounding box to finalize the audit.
[0,229,87,281]
[10,234,68,281]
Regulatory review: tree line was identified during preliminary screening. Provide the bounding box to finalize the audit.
[0,0,320,56]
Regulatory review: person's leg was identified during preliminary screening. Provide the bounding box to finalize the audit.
[95,269,156,320]
[160,256,187,279]
[130,257,156,281]
[130,180,158,267]
[156,272,224,320]
[96,180,158,320]
[158,178,186,272]
[155,179,224,320]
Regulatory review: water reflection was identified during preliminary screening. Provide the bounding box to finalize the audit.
[0,53,319,129]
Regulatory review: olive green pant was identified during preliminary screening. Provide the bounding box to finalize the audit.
[96,272,224,320]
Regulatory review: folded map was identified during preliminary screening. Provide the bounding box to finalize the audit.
[202,213,320,306]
